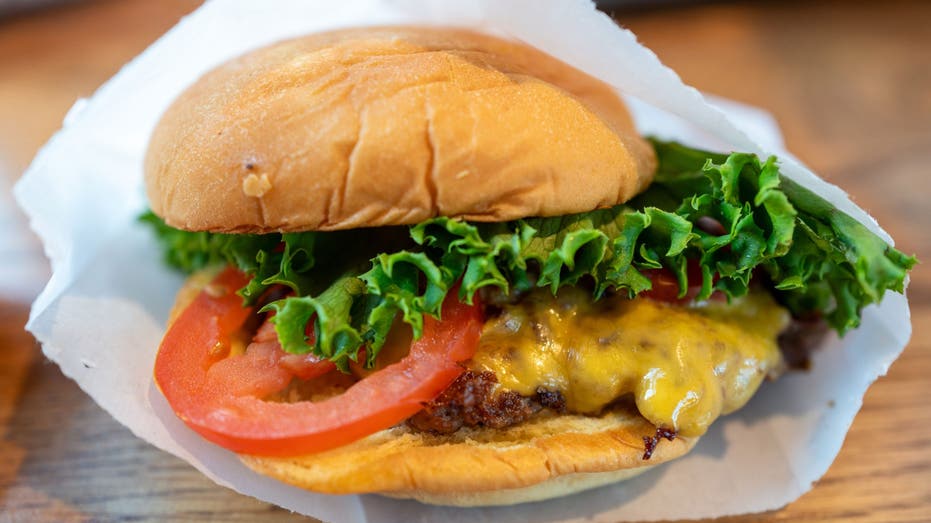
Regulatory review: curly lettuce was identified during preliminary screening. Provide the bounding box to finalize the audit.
[142,140,915,368]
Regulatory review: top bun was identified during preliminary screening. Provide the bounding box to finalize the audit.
[145,27,656,233]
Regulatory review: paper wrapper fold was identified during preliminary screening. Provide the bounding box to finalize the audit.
[14,1,912,522]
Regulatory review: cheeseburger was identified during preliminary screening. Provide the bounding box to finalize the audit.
[143,27,914,506]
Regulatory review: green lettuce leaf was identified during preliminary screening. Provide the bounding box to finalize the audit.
[142,140,915,367]
[646,140,915,331]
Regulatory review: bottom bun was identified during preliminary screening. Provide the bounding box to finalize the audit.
[240,405,696,506]
[382,467,652,507]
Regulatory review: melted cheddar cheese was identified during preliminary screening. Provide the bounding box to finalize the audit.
[470,288,789,437]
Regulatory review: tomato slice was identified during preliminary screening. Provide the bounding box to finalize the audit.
[250,310,338,380]
[640,260,720,303]
[154,267,483,456]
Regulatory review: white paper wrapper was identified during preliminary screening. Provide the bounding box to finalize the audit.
[14,1,912,521]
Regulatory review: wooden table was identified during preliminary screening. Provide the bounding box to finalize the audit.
[1,1,928,521]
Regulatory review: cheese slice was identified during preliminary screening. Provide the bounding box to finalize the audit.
[470,288,789,437]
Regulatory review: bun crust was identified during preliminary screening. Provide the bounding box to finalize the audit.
[240,407,696,506]
[145,27,656,233]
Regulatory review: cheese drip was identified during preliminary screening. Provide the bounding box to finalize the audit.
[471,288,789,437]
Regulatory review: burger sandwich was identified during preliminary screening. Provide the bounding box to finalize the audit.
[142,27,915,506]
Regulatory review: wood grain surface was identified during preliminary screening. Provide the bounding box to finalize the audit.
[1,1,929,522]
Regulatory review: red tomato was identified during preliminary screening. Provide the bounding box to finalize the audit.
[154,268,483,456]
[250,309,337,380]
[640,260,719,303]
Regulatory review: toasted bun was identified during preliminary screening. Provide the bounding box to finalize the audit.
[145,27,656,233]
[240,407,696,506]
